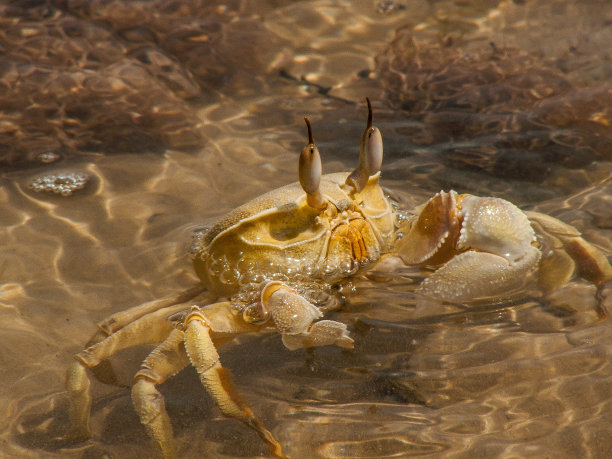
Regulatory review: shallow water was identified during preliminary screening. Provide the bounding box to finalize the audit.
[2,1,612,458]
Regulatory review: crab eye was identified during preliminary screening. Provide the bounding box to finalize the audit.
[363,126,383,176]
[345,97,384,192]
[299,118,326,209]
[299,143,321,195]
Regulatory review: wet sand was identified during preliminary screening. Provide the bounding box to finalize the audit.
[2,1,612,458]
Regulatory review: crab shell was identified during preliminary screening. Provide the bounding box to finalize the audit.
[193,172,395,297]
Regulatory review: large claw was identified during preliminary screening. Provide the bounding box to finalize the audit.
[457,195,536,262]
[396,190,461,266]
[417,247,541,302]
[398,192,612,303]
[398,192,543,302]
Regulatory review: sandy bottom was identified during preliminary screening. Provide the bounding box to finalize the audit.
[2,1,612,458]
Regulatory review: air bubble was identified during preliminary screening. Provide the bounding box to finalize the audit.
[208,255,228,276]
[37,151,60,163]
[189,229,207,259]
[219,268,239,285]
[237,257,255,272]
[242,304,262,324]
[323,264,337,276]
[258,260,276,271]
[29,171,89,196]
[250,273,266,283]
[269,272,289,283]
[303,265,319,277]
[342,260,359,276]
[231,301,244,316]
[395,210,413,225]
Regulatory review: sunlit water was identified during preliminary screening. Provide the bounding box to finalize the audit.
[2,1,611,458]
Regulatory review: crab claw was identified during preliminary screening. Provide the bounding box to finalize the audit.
[260,281,354,350]
[398,192,542,302]
[346,97,383,192]
[299,117,326,209]
[396,191,461,266]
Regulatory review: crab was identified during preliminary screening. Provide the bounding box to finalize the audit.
[62,99,612,458]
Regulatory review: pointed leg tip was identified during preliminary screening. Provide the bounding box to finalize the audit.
[339,337,355,349]
[246,416,287,458]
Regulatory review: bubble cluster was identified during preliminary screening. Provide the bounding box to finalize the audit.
[206,253,242,286]
[188,228,209,260]
[394,209,414,226]
[29,172,89,196]
[376,0,403,14]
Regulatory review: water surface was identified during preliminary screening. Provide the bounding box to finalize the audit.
[2,1,611,458]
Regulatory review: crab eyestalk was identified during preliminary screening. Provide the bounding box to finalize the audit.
[346,97,383,192]
[299,117,326,209]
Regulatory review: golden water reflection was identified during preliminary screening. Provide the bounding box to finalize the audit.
[2,1,612,458]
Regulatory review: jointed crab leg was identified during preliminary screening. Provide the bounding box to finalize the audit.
[64,302,191,441]
[133,329,190,459]
[64,360,92,441]
[183,307,286,458]
[91,286,204,341]
[81,287,205,387]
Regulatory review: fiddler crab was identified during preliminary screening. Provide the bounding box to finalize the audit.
[63,99,612,458]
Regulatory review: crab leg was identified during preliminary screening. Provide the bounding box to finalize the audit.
[96,286,204,336]
[182,307,286,458]
[132,329,190,459]
[526,211,612,289]
[64,302,189,441]
[81,287,204,387]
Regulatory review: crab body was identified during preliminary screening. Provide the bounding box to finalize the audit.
[194,172,395,297]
